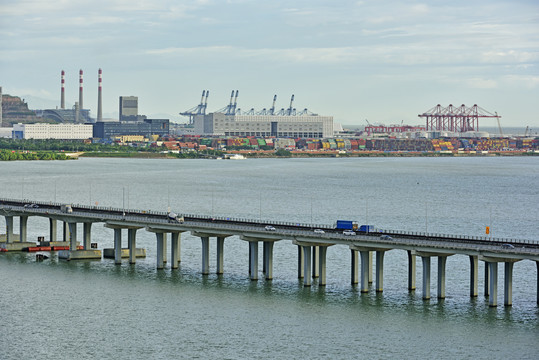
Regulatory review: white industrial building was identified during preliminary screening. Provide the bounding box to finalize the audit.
[12,123,93,140]
[193,113,334,138]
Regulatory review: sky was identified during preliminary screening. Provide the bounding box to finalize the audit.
[1,0,538,129]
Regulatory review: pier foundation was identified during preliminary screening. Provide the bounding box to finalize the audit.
[469,256,478,297]
[351,249,358,285]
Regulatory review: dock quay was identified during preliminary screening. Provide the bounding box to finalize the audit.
[1,198,538,308]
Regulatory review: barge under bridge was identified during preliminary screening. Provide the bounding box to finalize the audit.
[1,198,538,308]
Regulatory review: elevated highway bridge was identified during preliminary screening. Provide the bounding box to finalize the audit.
[1,198,538,307]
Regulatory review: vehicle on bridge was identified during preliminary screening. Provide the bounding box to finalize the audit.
[313,229,325,234]
[335,220,358,231]
[265,225,276,231]
[343,230,356,236]
[61,205,73,213]
[167,212,184,223]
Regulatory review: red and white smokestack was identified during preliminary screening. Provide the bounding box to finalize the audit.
[97,68,102,121]
[79,69,84,110]
[61,70,65,109]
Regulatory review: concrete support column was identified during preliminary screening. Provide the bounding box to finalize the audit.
[375,251,385,292]
[5,216,13,243]
[216,236,224,274]
[63,222,69,242]
[359,250,370,293]
[422,256,431,300]
[170,232,180,269]
[407,250,416,291]
[351,249,358,285]
[249,241,258,281]
[128,229,137,265]
[537,262,539,305]
[319,246,328,286]
[469,256,478,297]
[368,251,373,284]
[437,256,447,299]
[162,233,167,263]
[49,218,57,242]
[201,237,210,275]
[264,241,274,280]
[114,228,122,265]
[156,233,164,269]
[488,262,498,307]
[19,216,28,243]
[312,246,319,278]
[68,222,78,251]
[484,262,490,297]
[297,245,304,278]
[504,262,513,307]
[302,245,312,286]
[83,223,92,250]
[262,241,267,274]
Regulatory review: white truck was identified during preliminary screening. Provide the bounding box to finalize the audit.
[61,204,73,214]
[167,212,184,223]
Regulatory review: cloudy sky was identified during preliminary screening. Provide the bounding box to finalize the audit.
[1,0,538,128]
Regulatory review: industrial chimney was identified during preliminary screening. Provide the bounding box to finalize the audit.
[79,69,83,110]
[97,68,102,121]
[61,70,65,109]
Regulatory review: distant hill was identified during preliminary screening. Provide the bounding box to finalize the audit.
[1,94,41,126]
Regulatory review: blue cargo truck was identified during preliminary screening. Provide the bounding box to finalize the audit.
[358,225,375,233]
[335,220,358,230]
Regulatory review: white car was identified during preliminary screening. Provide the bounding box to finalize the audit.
[343,230,356,236]
[265,225,276,231]
[313,229,325,234]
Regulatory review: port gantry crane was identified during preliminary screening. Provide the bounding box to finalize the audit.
[180,90,209,124]
[418,104,502,133]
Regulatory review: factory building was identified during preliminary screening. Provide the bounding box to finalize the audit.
[186,91,334,138]
[93,119,169,139]
[12,123,93,140]
[194,113,333,138]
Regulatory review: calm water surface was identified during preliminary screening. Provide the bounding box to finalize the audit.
[1,157,538,359]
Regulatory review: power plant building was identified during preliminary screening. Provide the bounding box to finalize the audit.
[194,113,333,138]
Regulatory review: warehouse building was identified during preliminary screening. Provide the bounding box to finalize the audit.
[12,123,93,140]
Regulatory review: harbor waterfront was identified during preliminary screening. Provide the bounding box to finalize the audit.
[1,157,538,359]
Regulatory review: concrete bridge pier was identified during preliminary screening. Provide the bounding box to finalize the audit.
[504,262,513,306]
[19,215,28,243]
[437,256,449,299]
[312,246,319,278]
[49,219,57,242]
[170,232,181,269]
[249,241,259,281]
[318,246,329,286]
[469,256,478,297]
[369,251,373,284]
[375,251,386,292]
[488,262,498,307]
[407,250,416,291]
[421,256,431,300]
[114,228,122,264]
[216,237,224,274]
[297,245,304,278]
[302,245,312,286]
[263,241,274,280]
[68,222,78,251]
[484,262,490,297]
[128,228,137,264]
[359,251,370,293]
[351,249,358,285]
[5,215,13,243]
[83,223,92,250]
[63,222,70,242]
[153,233,166,269]
[201,236,210,275]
